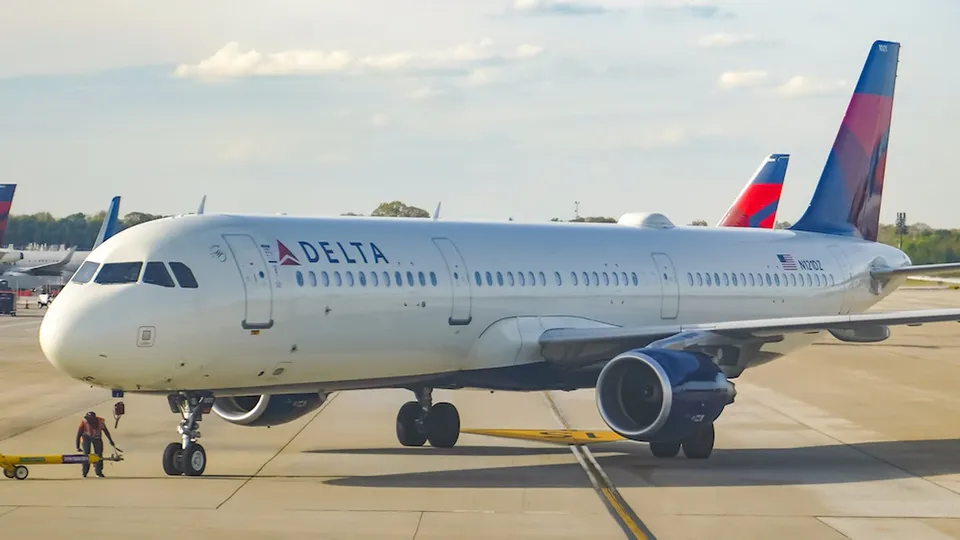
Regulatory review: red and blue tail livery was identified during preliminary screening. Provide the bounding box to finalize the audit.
[0,184,16,247]
[718,154,789,228]
[791,41,899,242]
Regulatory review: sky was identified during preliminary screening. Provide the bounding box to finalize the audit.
[1,0,958,227]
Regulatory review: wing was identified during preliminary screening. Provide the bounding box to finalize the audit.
[538,308,960,371]
[17,248,75,276]
[871,262,960,280]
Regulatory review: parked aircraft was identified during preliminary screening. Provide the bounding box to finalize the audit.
[717,154,789,228]
[40,40,960,478]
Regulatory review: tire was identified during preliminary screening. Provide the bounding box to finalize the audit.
[162,442,183,476]
[182,443,206,476]
[3,468,14,479]
[681,423,715,459]
[396,401,427,447]
[425,402,460,448]
[13,466,28,480]
[649,441,681,458]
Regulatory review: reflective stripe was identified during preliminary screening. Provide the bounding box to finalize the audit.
[80,418,104,438]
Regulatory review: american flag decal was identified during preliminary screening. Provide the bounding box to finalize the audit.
[777,254,797,270]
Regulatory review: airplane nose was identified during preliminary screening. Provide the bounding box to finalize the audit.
[39,293,100,381]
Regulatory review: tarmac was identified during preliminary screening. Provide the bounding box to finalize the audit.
[1,288,960,539]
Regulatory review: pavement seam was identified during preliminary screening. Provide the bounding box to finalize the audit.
[214,391,339,510]
[815,517,854,539]
[541,391,654,540]
[746,382,960,499]
[411,511,424,539]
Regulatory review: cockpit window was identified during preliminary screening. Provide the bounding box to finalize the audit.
[143,261,175,288]
[94,262,143,284]
[71,261,100,284]
[169,262,198,289]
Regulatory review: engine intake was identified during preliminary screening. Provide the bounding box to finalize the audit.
[596,348,735,442]
[212,392,326,427]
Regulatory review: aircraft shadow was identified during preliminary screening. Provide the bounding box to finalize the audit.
[812,342,944,350]
[317,438,960,489]
[305,445,573,457]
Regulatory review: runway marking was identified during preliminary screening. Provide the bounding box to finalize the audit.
[215,391,339,510]
[461,428,623,445]
[542,392,654,540]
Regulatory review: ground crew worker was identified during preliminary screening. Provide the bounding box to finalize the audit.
[75,411,115,477]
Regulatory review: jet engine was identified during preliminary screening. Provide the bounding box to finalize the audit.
[212,392,327,427]
[595,348,735,442]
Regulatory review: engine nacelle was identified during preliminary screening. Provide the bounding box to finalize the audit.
[212,392,326,427]
[596,348,735,442]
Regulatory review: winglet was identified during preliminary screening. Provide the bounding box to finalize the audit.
[92,196,121,249]
[717,154,789,228]
[197,195,206,215]
[0,184,16,247]
[790,40,900,242]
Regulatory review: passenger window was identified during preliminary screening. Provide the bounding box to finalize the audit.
[518,272,525,286]
[713,272,720,286]
[507,272,515,286]
[790,274,796,287]
[749,273,755,286]
[829,274,835,286]
[308,271,318,287]
[821,273,827,287]
[430,272,438,286]
[765,273,772,286]
[620,271,628,285]
[732,273,738,286]
[697,272,703,286]
[345,271,354,287]
[486,272,493,286]
[321,271,330,287]
[406,271,414,287]
[296,271,304,287]
[815,274,821,287]
[359,271,367,287]
[705,273,712,286]
[395,271,403,287]
[591,272,599,286]
[571,272,578,286]
[418,272,426,287]
[723,273,729,287]
[555,271,562,286]
[370,271,379,287]
[497,272,504,286]
[687,273,693,286]
[613,272,621,287]
[532,271,540,286]
[582,271,589,285]
[631,272,638,286]
[774,274,781,287]
[95,262,143,285]
[71,261,100,284]
[475,271,482,286]
[382,271,390,287]
[334,271,343,287]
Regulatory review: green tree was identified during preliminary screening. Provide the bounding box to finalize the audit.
[774,220,791,229]
[690,219,708,226]
[370,201,430,218]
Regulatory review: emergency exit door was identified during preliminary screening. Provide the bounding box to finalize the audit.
[432,237,473,326]
[651,252,679,320]
[223,234,274,330]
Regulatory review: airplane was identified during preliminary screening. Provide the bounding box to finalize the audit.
[717,154,789,228]
[0,197,121,288]
[0,184,20,263]
[40,40,960,479]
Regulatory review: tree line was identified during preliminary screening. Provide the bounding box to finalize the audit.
[5,202,958,265]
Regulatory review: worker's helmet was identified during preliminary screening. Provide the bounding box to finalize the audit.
[85,411,96,420]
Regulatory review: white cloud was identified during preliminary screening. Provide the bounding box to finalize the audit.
[370,113,389,127]
[510,0,615,15]
[776,76,849,97]
[407,86,446,100]
[463,68,497,87]
[175,39,543,79]
[717,70,768,89]
[697,32,759,48]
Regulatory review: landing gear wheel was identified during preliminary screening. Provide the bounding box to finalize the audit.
[162,442,184,476]
[396,401,427,447]
[3,468,14,479]
[182,444,206,476]
[649,441,681,458]
[425,402,460,448]
[13,466,28,480]
[681,423,715,459]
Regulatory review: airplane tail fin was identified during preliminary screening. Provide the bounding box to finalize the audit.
[789,40,900,242]
[717,154,789,228]
[92,196,121,249]
[0,184,15,247]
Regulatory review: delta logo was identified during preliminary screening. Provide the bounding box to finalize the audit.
[277,240,301,266]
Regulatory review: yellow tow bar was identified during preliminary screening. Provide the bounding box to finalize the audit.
[0,452,124,480]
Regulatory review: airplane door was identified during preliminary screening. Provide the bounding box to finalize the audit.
[222,234,274,330]
[432,237,473,326]
[651,253,679,320]
[828,245,852,314]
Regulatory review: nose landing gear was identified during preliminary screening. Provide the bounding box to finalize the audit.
[162,392,213,476]
[396,387,460,448]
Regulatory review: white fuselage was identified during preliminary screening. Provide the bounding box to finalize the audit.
[38,213,910,394]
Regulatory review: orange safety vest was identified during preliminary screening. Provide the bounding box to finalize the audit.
[79,417,105,439]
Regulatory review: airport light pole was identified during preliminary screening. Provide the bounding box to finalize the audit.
[896,212,907,249]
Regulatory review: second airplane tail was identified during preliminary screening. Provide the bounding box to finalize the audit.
[717,154,789,228]
[790,40,900,242]
[0,184,16,247]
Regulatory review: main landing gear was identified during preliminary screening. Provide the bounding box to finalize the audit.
[162,392,215,476]
[648,422,715,459]
[396,388,460,448]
